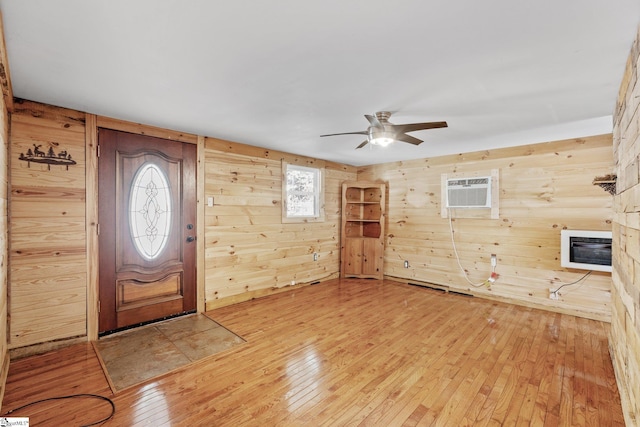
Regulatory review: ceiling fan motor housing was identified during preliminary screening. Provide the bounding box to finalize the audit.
[374,111,392,123]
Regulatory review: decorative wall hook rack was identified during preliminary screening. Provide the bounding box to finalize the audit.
[18,143,76,171]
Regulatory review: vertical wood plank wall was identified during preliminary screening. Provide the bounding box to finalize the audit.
[203,137,356,308]
[358,135,614,321]
[9,100,87,348]
[0,71,9,404]
[611,24,640,427]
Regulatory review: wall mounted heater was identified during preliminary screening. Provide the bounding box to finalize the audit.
[446,176,492,208]
[561,229,612,272]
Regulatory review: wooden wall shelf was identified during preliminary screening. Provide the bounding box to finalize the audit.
[593,174,616,195]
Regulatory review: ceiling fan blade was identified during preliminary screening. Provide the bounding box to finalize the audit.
[320,131,368,137]
[356,140,369,149]
[392,121,448,134]
[395,133,423,145]
[365,114,384,129]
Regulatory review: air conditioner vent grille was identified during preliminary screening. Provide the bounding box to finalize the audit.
[446,176,491,208]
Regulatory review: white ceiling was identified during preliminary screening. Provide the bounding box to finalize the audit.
[0,1,638,166]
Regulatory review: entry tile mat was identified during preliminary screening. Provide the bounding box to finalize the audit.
[93,314,245,391]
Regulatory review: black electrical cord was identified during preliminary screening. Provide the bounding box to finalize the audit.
[3,393,115,427]
[550,270,592,294]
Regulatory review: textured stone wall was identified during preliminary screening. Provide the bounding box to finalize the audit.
[611,24,640,427]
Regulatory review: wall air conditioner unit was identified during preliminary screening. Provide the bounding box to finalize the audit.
[446,176,492,208]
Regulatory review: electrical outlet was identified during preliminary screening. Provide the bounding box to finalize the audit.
[291,280,296,286]
[313,252,318,261]
[549,288,558,300]
[404,260,409,268]
[491,254,497,268]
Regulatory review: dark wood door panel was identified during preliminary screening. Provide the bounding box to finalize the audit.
[98,129,196,334]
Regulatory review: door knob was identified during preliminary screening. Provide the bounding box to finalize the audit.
[186,236,195,243]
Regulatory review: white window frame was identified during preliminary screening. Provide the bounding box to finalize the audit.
[282,162,325,223]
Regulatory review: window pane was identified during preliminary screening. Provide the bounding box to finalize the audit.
[287,169,314,192]
[129,163,172,260]
[286,165,318,217]
[287,193,315,216]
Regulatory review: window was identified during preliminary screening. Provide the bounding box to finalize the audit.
[282,162,324,223]
[129,162,172,260]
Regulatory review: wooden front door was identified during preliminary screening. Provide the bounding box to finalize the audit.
[98,129,197,335]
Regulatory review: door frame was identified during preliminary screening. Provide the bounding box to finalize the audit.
[86,115,206,341]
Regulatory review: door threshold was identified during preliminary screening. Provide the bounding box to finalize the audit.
[98,309,197,338]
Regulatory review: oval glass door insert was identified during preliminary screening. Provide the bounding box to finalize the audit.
[129,163,172,260]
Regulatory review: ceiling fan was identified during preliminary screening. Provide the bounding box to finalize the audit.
[320,111,448,149]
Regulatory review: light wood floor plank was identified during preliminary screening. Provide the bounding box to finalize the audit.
[1,278,624,426]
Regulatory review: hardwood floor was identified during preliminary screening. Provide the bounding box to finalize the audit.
[2,279,624,426]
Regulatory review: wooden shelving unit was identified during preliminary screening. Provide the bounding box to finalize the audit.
[340,181,386,279]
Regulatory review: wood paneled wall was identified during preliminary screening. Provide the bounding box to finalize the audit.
[611,23,640,427]
[3,99,356,350]
[0,62,9,406]
[2,98,620,348]
[9,100,87,348]
[358,134,614,321]
[3,99,618,350]
[203,137,356,309]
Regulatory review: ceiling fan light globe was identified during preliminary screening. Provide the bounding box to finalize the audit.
[369,128,395,147]
[370,137,394,147]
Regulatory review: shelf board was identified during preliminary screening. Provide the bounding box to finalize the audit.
[343,235,381,240]
[346,201,380,204]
